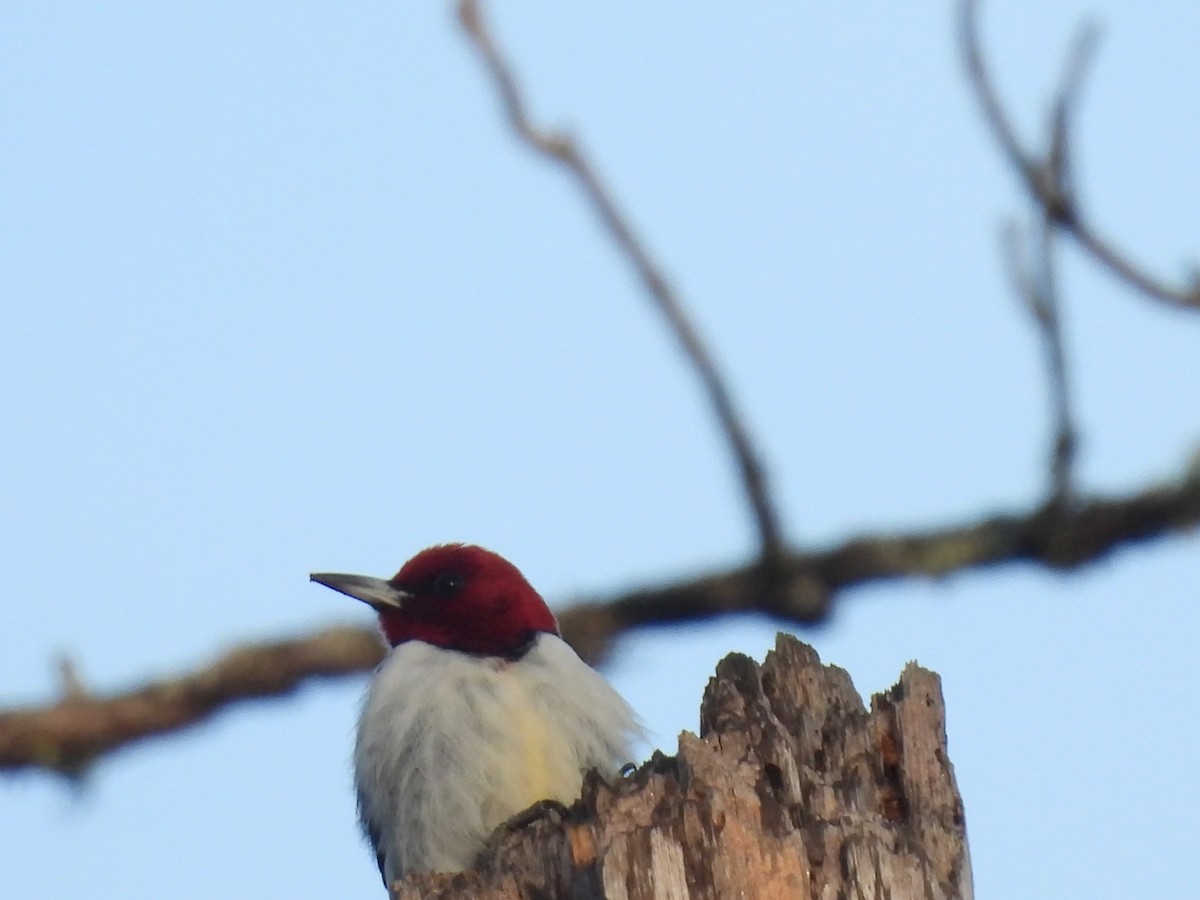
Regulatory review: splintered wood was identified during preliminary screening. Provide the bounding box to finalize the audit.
[392,634,971,900]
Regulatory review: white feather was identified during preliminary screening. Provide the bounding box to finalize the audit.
[354,633,641,883]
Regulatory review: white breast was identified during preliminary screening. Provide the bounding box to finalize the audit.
[354,633,640,884]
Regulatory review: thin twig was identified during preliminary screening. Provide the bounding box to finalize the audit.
[5,463,1200,776]
[1037,216,1076,507]
[999,29,1089,509]
[1047,19,1099,203]
[456,0,785,566]
[1003,216,1077,506]
[959,0,1200,310]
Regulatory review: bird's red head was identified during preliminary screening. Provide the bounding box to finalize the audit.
[312,544,559,658]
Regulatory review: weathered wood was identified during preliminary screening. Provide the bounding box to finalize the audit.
[392,633,971,899]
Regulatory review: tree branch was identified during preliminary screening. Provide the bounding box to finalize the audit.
[0,627,384,779]
[456,0,785,567]
[563,461,1200,662]
[1004,212,1077,507]
[960,0,1200,311]
[5,466,1198,777]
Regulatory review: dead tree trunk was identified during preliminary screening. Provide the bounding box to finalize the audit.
[393,633,971,899]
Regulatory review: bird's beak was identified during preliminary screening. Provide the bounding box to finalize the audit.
[310,572,409,611]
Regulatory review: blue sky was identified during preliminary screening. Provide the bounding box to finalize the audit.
[2,3,1198,897]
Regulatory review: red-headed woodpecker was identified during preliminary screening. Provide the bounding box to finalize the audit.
[311,544,641,886]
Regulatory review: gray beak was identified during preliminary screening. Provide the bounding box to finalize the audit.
[310,572,409,611]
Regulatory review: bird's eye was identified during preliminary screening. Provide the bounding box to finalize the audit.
[431,572,464,598]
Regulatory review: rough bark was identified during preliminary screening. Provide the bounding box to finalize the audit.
[393,633,971,899]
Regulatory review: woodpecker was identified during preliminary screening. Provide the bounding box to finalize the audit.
[310,544,641,886]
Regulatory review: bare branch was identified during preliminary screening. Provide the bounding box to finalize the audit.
[0,627,384,778]
[565,462,1200,662]
[455,0,785,567]
[1047,19,1099,204]
[1003,214,1077,507]
[959,0,1200,310]
[5,466,1198,776]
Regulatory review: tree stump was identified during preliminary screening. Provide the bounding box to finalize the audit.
[392,633,971,899]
